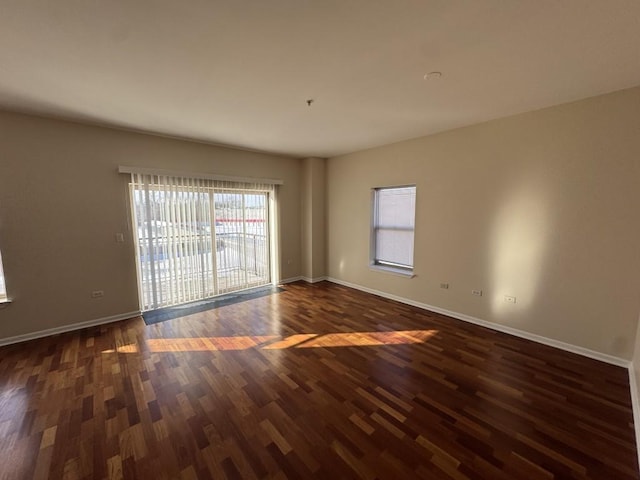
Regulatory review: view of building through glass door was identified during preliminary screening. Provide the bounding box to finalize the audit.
[129,175,272,311]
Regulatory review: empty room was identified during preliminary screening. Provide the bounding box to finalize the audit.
[1,1,640,479]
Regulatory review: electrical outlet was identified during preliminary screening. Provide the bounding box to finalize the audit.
[504,295,516,304]
[91,290,104,298]
[440,283,449,289]
[115,233,125,243]
[472,289,482,296]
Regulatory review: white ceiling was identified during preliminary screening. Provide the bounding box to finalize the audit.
[1,1,639,158]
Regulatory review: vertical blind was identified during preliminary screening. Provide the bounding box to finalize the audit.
[129,172,274,311]
[373,185,416,269]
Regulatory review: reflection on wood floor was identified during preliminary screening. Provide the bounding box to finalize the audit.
[0,281,637,479]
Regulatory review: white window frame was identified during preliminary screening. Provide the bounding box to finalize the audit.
[370,185,416,277]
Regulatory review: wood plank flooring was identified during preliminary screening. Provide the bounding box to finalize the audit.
[0,281,637,479]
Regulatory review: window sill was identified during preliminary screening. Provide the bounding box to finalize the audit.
[0,298,11,306]
[369,264,415,278]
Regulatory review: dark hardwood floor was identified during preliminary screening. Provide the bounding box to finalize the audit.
[0,281,637,479]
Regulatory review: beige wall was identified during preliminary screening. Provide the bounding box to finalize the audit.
[301,157,326,280]
[0,111,302,340]
[327,87,640,359]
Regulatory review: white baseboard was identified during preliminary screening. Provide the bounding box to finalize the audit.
[326,276,629,368]
[629,365,640,471]
[280,276,327,284]
[301,276,327,284]
[279,276,303,284]
[0,310,141,347]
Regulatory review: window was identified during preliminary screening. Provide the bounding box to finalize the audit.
[371,185,416,275]
[0,249,7,301]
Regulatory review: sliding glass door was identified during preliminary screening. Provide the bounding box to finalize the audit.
[214,190,270,294]
[130,175,272,311]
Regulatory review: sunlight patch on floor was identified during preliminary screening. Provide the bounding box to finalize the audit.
[100,330,439,353]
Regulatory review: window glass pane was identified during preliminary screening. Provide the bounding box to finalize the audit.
[373,186,416,269]
[131,175,273,311]
[0,249,6,300]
